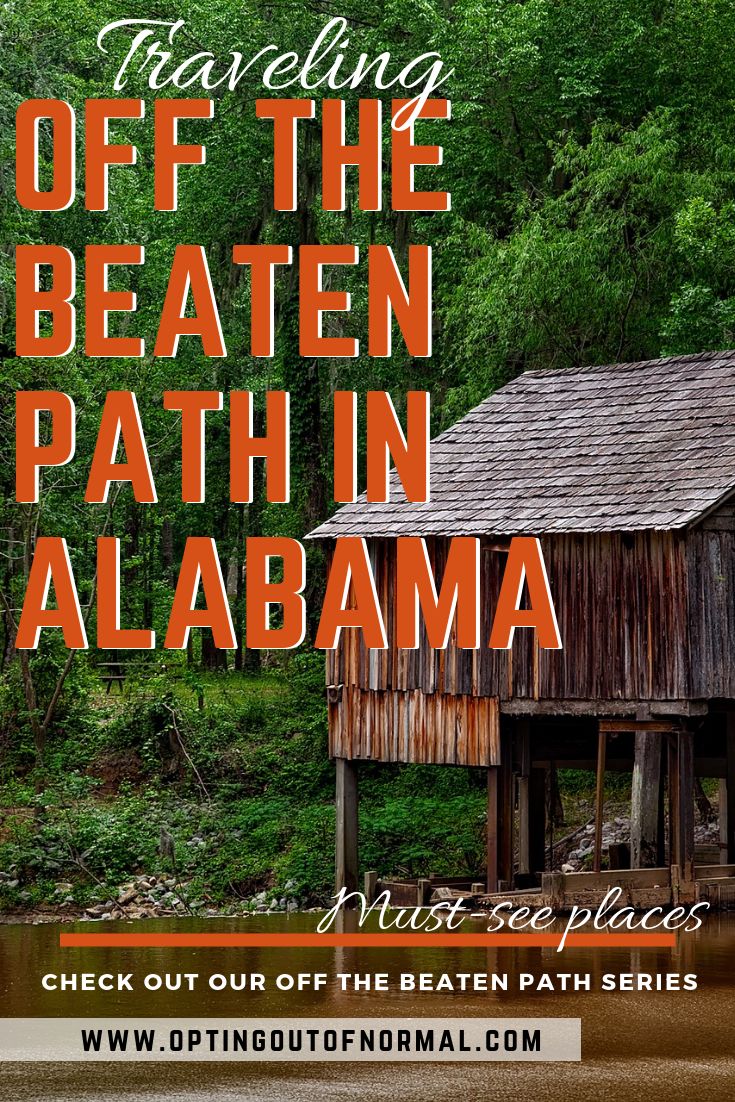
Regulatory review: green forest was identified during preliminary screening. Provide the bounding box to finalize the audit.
[1,0,734,916]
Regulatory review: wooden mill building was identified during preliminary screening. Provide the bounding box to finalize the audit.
[308,349,735,900]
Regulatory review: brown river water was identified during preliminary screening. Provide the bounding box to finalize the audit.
[0,911,734,1101]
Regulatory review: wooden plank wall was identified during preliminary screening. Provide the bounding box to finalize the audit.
[687,526,735,698]
[329,685,500,766]
[326,532,694,705]
[325,523,735,761]
[540,530,690,701]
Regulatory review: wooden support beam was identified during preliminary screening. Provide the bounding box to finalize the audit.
[517,720,531,876]
[600,719,678,735]
[364,870,378,904]
[678,729,695,884]
[720,779,728,865]
[631,731,661,868]
[517,774,530,875]
[593,728,606,873]
[667,730,694,883]
[502,699,708,718]
[499,727,514,886]
[335,758,359,899]
[657,756,667,868]
[529,767,547,874]
[727,713,735,863]
[557,867,672,891]
[487,766,499,894]
[668,734,680,868]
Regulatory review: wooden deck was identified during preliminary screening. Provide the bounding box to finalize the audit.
[371,866,735,912]
[479,865,735,911]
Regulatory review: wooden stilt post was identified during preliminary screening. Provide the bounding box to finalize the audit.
[487,766,499,894]
[668,733,680,868]
[631,731,661,867]
[677,727,695,886]
[517,720,531,877]
[657,757,667,868]
[530,767,547,875]
[499,726,514,888]
[667,727,694,885]
[727,713,735,863]
[335,758,359,899]
[719,779,728,865]
[593,726,607,873]
[364,870,378,904]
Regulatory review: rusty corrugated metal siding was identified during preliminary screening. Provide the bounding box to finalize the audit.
[328,686,500,766]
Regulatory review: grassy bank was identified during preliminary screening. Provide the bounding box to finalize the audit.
[0,654,489,914]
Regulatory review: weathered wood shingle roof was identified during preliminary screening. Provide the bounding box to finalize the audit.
[308,349,735,538]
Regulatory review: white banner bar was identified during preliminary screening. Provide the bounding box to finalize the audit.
[0,1017,581,1062]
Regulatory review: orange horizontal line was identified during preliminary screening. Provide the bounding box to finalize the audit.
[60,932,676,949]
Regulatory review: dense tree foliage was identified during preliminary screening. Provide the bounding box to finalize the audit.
[2,1,735,820]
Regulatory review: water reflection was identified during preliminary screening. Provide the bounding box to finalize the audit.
[1,912,734,1101]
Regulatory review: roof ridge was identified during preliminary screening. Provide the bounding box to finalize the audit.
[520,347,735,380]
